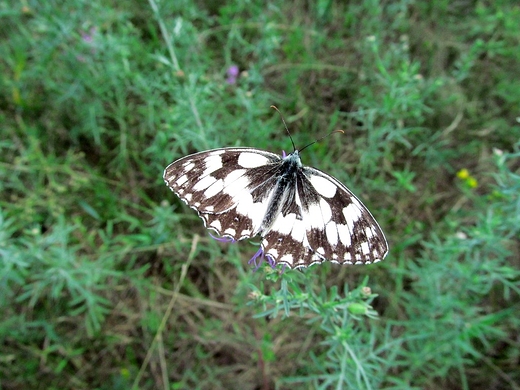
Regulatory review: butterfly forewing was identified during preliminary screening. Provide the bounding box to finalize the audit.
[163,148,283,240]
[164,147,388,269]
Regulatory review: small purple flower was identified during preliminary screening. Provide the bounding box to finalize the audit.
[248,247,265,271]
[209,232,236,243]
[210,232,284,272]
[81,27,97,44]
[248,247,277,271]
[282,150,287,158]
[77,27,97,62]
[266,254,276,268]
[226,65,239,84]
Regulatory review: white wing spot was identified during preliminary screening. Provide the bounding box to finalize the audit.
[311,252,324,262]
[309,175,337,198]
[361,242,370,254]
[236,193,269,234]
[175,175,188,186]
[337,224,351,246]
[325,222,338,246]
[365,227,374,238]
[237,152,270,168]
[184,193,192,202]
[343,203,362,231]
[316,247,325,255]
[210,219,221,231]
[319,198,332,222]
[183,162,195,172]
[307,198,332,229]
[223,169,247,186]
[271,213,297,235]
[224,228,236,236]
[223,172,250,196]
[290,218,306,243]
[268,248,279,258]
[240,229,251,236]
[193,175,217,191]
[204,179,224,198]
[308,203,323,228]
[280,253,294,265]
[202,155,223,177]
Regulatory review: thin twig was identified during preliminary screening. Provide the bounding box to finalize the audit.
[132,234,199,389]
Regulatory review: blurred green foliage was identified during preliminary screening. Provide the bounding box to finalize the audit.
[1,0,519,389]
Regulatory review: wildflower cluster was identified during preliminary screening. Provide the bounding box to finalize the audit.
[456,168,478,188]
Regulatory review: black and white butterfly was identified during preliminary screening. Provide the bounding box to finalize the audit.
[163,131,388,269]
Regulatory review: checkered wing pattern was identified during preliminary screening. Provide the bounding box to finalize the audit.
[163,147,388,268]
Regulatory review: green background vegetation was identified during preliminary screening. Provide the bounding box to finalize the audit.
[1,1,519,389]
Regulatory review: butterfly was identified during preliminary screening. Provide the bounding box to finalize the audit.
[163,122,388,269]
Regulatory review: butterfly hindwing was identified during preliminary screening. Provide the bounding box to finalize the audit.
[304,167,388,264]
[258,166,387,267]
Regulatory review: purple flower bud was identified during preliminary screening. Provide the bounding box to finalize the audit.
[248,247,277,271]
[81,27,97,44]
[227,65,239,77]
[248,247,265,270]
[226,65,239,84]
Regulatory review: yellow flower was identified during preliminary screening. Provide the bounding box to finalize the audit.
[457,169,470,179]
[467,177,478,188]
[456,169,478,188]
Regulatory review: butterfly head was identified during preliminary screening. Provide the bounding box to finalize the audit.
[281,149,303,168]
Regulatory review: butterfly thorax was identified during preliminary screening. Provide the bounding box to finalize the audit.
[279,150,303,177]
[257,151,302,236]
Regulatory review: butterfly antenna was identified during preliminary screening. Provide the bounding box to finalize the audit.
[299,129,345,153]
[271,105,296,152]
